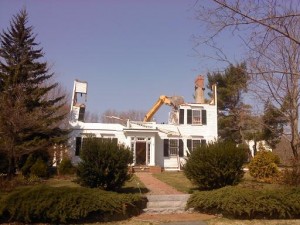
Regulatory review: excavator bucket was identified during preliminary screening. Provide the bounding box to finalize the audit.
[169,96,184,109]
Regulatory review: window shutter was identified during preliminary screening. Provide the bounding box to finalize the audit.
[187,139,192,152]
[201,139,207,146]
[187,109,192,124]
[163,139,169,157]
[179,139,184,157]
[75,137,82,156]
[202,109,207,125]
[179,109,184,124]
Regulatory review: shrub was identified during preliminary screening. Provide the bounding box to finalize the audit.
[187,186,300,219]
[0,152,9,174]
[77,138,133,191]
[0,185,146,223]
[58,158,75,175]
[282,158,300,186]
[20,150,50,177]
[30,158,48,178]
[184,141,246,190]
[0,175,42,192]
[21,154,35,176]
[248,146,280,182]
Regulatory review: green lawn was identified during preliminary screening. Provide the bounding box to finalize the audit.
[152,171,197,193]
[2,172,300,225]
[207,218,300,225]
[119,174,149,194]
[3,174,147,194]
[153,170,288,193]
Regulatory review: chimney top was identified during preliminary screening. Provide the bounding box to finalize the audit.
[194,75,205,104]
[195,75,204,89]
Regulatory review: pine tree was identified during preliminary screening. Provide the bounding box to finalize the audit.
[0,9,68,177]
[207,63,251,144]
[262,101,287,149]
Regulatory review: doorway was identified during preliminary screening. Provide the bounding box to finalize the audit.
[135,142,146,165]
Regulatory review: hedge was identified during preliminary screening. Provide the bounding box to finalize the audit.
[0,185,146,223]
[184,141,246,190]
[187,186,300,219]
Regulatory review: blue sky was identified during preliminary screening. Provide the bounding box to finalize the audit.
[0,0,242,122]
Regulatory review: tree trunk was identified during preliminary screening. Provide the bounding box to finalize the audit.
[290,109,299,159]
[290,68,300,159]
[7,156,16,179]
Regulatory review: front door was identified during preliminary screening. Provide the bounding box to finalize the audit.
[135,142,146,165]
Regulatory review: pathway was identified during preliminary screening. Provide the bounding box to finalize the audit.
[134,172,215,224]
[135,172,183,195]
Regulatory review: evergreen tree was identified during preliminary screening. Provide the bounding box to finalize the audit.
[207,63,250,144]
[0,9,68,177]
[262,101,287,149]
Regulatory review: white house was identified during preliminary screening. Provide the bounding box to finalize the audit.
[68,76,218,171]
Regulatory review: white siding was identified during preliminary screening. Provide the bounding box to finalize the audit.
[68,102,218,170]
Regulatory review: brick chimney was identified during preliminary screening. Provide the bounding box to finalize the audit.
[195,75,205,103]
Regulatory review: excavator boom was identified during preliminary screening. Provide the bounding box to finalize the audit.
[143,95,184,122]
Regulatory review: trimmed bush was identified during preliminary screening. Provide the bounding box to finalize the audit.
[77,138,133,191]
[248,146,280,182]
[20,154,35,176]
[30,158,48,178]
[0,185,146,223]
[58,158,75,175]
[0,152,9,174]
[187,186,300,219]
[184,141,247,190]
[20,150,51,177]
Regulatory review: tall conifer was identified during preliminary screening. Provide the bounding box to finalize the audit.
[0,9,68,176]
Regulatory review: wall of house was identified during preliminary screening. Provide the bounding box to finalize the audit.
[69,122,128,164]
[68,102,218,170]
[154,102,218,170]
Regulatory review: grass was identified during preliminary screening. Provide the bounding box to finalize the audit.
[84,216,300,225]
[119,174,149,194]
[152,171,197,193]
[207,218,300,225]
[2,172,300,224]
[0,174,148,194]
[45,174,148,194]
[153,170,289,193]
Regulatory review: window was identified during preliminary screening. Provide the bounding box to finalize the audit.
[75,137,118,156]
[187,109,207,125]
[192,140,201,151]
[169,139,178,156]
[163,139,183,157]
[192,110,201,124]
[187,139,207,154]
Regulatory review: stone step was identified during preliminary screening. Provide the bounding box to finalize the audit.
[143,207,187,214]
[132,166,150,173]
[147,194,190,202]
[144,194,191,214]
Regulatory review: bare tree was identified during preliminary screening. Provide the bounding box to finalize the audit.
[194,0,300,158]
[101,109,146,125]
[84,111,100,123]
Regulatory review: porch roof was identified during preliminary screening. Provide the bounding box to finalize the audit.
[123,128,158,133]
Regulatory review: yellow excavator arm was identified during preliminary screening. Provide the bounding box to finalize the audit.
[143,95,184,122]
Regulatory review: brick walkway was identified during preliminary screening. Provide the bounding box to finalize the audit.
[135,172,183,195]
